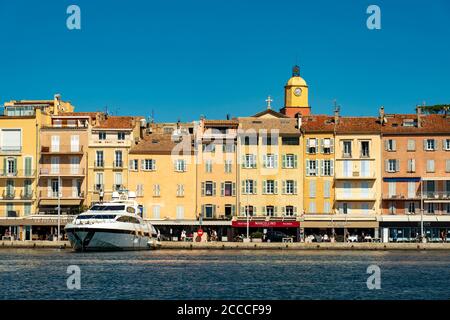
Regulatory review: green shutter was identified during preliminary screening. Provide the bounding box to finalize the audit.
[25,157,32,176]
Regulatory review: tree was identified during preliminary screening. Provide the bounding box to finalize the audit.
[421,104,450,114]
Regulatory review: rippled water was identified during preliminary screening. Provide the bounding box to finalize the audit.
[0,249,449,300]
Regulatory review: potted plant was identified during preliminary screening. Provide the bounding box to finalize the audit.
[251,231,263,242]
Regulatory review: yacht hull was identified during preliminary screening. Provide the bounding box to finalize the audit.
[65,227,153,251]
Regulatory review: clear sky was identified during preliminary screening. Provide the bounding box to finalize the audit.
[0,0,449,121]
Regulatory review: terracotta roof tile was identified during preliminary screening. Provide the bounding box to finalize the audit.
[238,117,300,134]
[336,116,381,134]
[129,133,194,155]
[301,115,336,133]
[95,116,138,129]
[381,114,450,134]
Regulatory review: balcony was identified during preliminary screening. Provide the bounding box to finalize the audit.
[0,190,34,202]
[94,161,104,168]
[335,192,377,201]
[335,171,376,180]
[0,170,35,179]
[0,210,20,217]
[39,190,85,199]
[113,160,124,169]
[382,193,421,200]
[2,190,16,200]
[41,145,84,154]
[0,147,22,155]
[423,192,450,202]
[39,168,85,176]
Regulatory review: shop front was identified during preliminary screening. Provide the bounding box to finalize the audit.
[231,220,300,242]
[150,220,232,241]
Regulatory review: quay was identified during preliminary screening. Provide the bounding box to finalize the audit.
[2,240,450,250]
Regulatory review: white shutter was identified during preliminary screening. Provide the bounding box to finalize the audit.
[51,135,60,152]
[70,135,79,152]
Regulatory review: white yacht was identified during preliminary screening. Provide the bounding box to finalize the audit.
[65,191,159,251]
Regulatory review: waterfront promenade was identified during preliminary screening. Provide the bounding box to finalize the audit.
[2,240,450,250]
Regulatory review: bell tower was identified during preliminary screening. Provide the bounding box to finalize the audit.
[280,65,311,117]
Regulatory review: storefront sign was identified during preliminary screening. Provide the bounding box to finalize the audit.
[232,221,300,228]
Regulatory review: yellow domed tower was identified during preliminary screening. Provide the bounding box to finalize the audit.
[280,65,311,117]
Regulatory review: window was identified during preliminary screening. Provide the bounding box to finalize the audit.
[408,182,416,198]
[446,160,450,173]
[426,160,435,173]
[388,182,396,197]
[1,129,21,151]
[361,203,370,214]
[306,138,318,154]
[321,160,333,176]
[98,132,106,140]
[445,139,450,151]
[175,159,186,172]
[136,184,144,197]
[6,180,14,197]
[205,160,213,173]
[284,180,296,195]
[262,136,278,145]
[282,137,299,145]
[153,184,160,197]
[426,203,435,214]
[5,158,17,175]
[114,151,123,167]
[323,201,331,213]
[222,144,235,153]
[202,181,215,196]
[140,159,155,171]
[265,206,275,217]
[152,205,160,219]
[95,173,104,191]
[342,203,349,214]
[309,180,316,198]
[407,139,416,151]
[176,184,184,197]
[242,135,257,146]
[284,206,295,216]
[202,143,215,153]
[263,180,277,194]
[387,159,399,172]
[24,156,32,176]
[407,159,416,173]
[221,182,234,196]
[322,138,333,154]
[324,181,331,198]
[51,135,60,152]
[130,159,139,171]
[283,154,297,169]
[263,154,277,168]
[114,173,122,190]
[244,206,254,217]
[224,204,234,218]
[343,141,352,157]
[176,205,185,219]
[24,203,31,216]
[24,179,32,197]
[243,154,257,168]
[243,179,256,194]
[224,160,232,173]
[361,141,370,157]
[306,159,318,176]
[50,156,59,174]
[425,139,436,151]
[406,202,416,215]
[117,132,125,140]
[386,139,396,151]
[309,201,316,213]
[96,151,104,167]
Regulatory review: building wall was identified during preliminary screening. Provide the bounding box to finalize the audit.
[303,133,335,214]
[128,153,196,220]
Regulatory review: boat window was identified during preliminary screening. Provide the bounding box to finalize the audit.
[116,216,140,224]
[90,205,125,211]
[76,215,117,220]
[126,207,136,213]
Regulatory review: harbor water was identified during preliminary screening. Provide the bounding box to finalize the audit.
[0,249,449,300]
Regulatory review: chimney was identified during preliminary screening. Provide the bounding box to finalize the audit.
[295,112,302,129]
[416,106,422,128]
[334,105,340,125]
[379,106,385,125]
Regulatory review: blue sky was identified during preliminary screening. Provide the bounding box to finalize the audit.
[0,0,449,121]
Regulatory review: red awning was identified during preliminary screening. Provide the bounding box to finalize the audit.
[232,221,300,228]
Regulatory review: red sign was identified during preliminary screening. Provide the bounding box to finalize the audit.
[197,228,204,236]
[232,221,300,228]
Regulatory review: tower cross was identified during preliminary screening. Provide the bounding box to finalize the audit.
[265,95,273,109]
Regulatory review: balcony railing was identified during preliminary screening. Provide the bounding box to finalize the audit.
[382,193,421,200]
[0,170,35,178]
[113,160,123,168]
[94,161,104,168]
[2,190,16,199]
[423,192,450,201]
[0,147,22,154]
[0,210,20,217]
[39,168,85,175]
[335,192,377,201]
[41,145,84,154]
[93,184,105,192]
[335,171,376,179]
[39,190,85,199]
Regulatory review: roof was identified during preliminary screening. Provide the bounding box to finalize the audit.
[94,116,138,129]
[129,133,194,155]
[335,116,381,134]
[203,119,239,127]
[252,108,289,118]
[238,117,299,134]
[381,114,450,135]
[286,76,307,87]
[301,115,336,133]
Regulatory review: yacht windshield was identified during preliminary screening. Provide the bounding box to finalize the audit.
[90,205,125,211]
[77,215,117,220]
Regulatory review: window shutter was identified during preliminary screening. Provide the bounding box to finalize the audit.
[3,158,6,175]
[221,182,224,196]
[253,180,257,194]
[274,181,278,194]
[262,180,267,194]
[201,182,205,196]
[232,182,236,196]
[129,160,133,170]
[274,155,278,168]
[212,205,216,216]
[294,180,298,194]
[306,160,310,176]
[241,155,245,168]
[241,180,245,194]
[305,139,310,154]
[153,160,157,171]
[320,139,324,153]
[411,159,416,172]
[231,205,236,215]
[293,206,298,215]
[316,160,320,176]
[396,159,400,172]
[141,160,146,170]
[446,160,450,173]
[183,161,187,171]
[282,155,286,168]
[281,206,286,216]
[330,160,334,176]
[282,180,286,194]
[262,154,267,168]
[253,206,257,215]
[392,140,396,151]
[294,155,298,168]
[423,139,427,150]
[274,206,278,216]
[262,206,266,216]
[320,160,324,176]
[13,159,17,174]
[25,157,32,176]
[213,182,216,196]
[385,159,389,172]
[201,205,205,217]
[384,140,389,151]
[434,139,438,150]
[47,179,52,197]
[330,138,334,154]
